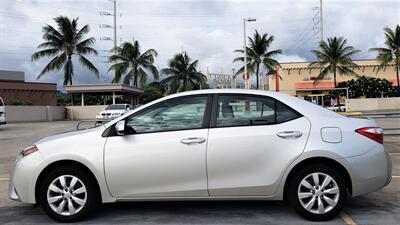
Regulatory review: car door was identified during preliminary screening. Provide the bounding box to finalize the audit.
[104,95,212,198]
[207,94,311,196]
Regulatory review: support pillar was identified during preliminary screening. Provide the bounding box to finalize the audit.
[275,64,280,92]
[112,92,116,104]
[81,93,84,106]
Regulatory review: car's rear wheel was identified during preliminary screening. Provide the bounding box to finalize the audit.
[38,166,99,222]
[287,164,347,221]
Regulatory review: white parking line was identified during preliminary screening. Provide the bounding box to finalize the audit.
[392,176,400,179]
[0,177,9,181]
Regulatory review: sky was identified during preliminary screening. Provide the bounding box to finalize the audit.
[0,0,399,91]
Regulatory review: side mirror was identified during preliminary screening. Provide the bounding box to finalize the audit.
[115,120,125,135]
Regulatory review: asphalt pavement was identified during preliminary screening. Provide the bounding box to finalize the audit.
[0,120,399,225]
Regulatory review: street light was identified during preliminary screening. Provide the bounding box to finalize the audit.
[243,18,256,89]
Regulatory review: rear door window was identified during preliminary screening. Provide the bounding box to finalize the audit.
[215,94,301,127]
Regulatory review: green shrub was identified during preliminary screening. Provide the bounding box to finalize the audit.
[331,75,399,98]
[8,99,33,106]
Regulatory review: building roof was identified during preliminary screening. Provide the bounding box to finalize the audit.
[279,59,395,71]
[0,70,25,82]
[65,83,144,95]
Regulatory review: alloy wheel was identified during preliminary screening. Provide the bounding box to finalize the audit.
[46,175,87,216]
[297,172,340,214]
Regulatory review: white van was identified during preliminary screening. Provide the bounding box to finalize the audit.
[0,97,6,125]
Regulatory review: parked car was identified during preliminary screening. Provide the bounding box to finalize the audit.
[0,97,6,125]
[326,104,347,112]
[95,104,133,121]
[9,89,391,222]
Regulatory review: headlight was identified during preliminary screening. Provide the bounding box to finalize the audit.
[20,146,39,157]
[112,113,120,116]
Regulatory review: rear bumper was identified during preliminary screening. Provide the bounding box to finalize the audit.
[344,144,392,197]
[0,117,6,124]
[8,180,20,201]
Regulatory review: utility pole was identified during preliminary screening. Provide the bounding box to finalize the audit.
[243,18,256,89]
[112,0,117,50]
[243,19,248,89]
[320,0,323,42]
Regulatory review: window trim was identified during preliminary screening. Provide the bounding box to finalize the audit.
[209,93,303,128]
[104,94,213,137]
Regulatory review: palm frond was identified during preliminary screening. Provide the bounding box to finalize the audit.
[79,55,99,77]
[32,48,60,61]
[37,53,66,79]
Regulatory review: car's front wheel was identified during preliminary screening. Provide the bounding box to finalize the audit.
[287,164,347,221]
[38,165,99,222]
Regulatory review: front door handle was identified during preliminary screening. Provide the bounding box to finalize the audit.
[180,137,206,145]
[277,131,302,139]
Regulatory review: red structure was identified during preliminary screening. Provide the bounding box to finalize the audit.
[0,70,57,106]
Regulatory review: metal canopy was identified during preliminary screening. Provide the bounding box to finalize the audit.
[65,84,143,106]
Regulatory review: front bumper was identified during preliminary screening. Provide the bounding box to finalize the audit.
[8,152,45,204]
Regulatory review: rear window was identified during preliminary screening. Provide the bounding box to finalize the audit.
[276,102,301,123]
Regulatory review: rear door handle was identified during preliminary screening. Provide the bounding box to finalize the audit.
[180,137,206,145]
[277,131,302,139]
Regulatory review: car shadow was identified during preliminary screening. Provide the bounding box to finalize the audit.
[0,200,345,225]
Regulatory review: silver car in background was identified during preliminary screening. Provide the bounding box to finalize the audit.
[95,104,133,121]
[9,89,391,222]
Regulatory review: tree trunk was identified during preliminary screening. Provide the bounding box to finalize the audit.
[256,63,260,90]
[68,57,74,106]
[133,68,138,87]
[396,62,400,95]
[333,67,341,112]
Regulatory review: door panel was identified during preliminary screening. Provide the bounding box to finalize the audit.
[104,129,209,198]
[207,117,310,196]
[207,94,311,196]
[104,95,211,198]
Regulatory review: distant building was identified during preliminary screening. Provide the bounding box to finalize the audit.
[0,70,57,105]
[268,59,398,106]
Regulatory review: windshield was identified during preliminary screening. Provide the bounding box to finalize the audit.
[106,105,126,110]
[0,98,3,106]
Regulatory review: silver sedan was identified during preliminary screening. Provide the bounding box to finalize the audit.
[9,89,391,222]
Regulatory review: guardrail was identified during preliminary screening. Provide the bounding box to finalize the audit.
[76,120,111,130]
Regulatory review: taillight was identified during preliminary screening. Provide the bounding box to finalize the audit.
[356,127,383,144]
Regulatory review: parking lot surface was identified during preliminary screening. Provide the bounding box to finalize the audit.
[0,120,399,225]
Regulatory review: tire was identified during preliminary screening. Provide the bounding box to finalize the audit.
[38,165,99,222]
[287,164,347,221]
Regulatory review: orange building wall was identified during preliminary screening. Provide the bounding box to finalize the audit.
[269,59,398,96]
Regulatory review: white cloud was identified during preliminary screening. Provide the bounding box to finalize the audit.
[0,0,399,90]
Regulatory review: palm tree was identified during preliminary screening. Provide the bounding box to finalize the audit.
[310,36,360,111]
[370,25,400,91]
[233,30,282,89]
[32,16,99,85]
[309,36,360,87]
[160,52,207,94]
[108,40,159,87]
